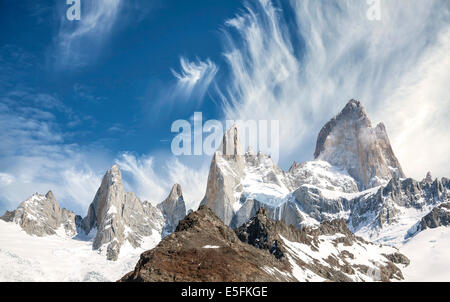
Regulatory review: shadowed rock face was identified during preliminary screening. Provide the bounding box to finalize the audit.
[0,191,80,237]
[157,184,187,236]
[420,203,450,230]
[120,206,406,282]
[197,101,450,245]
[314,99,405,190]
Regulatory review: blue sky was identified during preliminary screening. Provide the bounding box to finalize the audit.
[1,0,449,215]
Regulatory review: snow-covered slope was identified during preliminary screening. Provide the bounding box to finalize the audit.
[0,191,80,237]
[234,208,407,282]
[0,220,160,282]
[0,165,188,264]
[400,226,450,281]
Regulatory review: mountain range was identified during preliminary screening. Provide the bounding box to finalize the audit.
[1,99,449,282]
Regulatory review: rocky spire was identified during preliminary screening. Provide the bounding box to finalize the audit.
[314,99,405,190]
[157,184,187,235]
[424,172,433,183]
[288,161,299,173]
[82,164,164,261]
[200,125,246,225]
[220,124,244,158]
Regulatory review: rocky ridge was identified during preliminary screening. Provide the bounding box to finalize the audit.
[200,100,450,245]
[121,206,406,282]
[1,165,187,261]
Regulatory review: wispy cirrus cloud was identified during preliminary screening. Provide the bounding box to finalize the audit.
[53,0,122,68]
[171,57,219,102]
[0,88,109,215]
[116,153,209,211]
[0,45,110,215]
[219,0,450,179]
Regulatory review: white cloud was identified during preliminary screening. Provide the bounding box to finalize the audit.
[166,158,209,210]
[0,173,15,186]
[116,153,209,210]
[171,57,218,102]
[115,153,169,205]
[219,0,450,179]
[54,0,122,68]
[0,90,109,215]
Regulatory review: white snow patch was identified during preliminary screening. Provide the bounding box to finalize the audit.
[400,226,450,282]
[202,245,220,249]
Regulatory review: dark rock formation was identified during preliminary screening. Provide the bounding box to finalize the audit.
[420,203,450,230]
[120,206,292,282]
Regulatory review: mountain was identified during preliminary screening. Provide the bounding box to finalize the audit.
[419,202,450,230]
[200,125,246,226]
[200,99,449,246]
[1,98,449,281]
[120,206,406,282]
[314,99,405,190]
[81,165,166,260]
[0,191,81,237]
[349,176,449,244]
[1,164,187,262]
[157,184,187,236]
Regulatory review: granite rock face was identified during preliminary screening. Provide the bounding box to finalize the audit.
[157,184,187,236]
[81,165,165,261]
[200,125,246,226]
[314,99,405,190]
[0,191,81,237]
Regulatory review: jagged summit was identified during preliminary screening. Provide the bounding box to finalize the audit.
[81,164,164,261]
[0,191,80,237]
[424,172,433,183]
[1,164,187,262]
[220,124,243,157]
[314,99,405,190]
[157,183,187,236]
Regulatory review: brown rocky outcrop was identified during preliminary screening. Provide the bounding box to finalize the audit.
[120,206,407,282]
[120,206,293,282]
